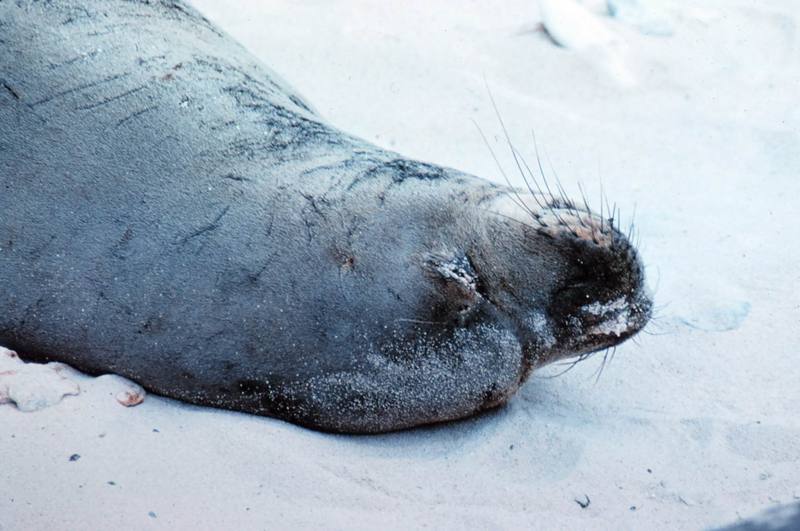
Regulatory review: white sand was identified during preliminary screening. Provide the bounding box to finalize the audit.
[3,1,799,529]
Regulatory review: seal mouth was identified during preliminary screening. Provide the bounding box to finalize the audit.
[521,291,651,368]
[567,292,652,356]
[504,290,652,370]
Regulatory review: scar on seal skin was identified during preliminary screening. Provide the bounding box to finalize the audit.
[0,0,652,433]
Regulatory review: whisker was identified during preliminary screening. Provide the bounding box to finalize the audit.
[652,300,670,313]
[510,145,558,217]
[528,132,581,235]
[539,358,583,378]
[536,365,577,379]
[531,130,555,200]
[627,202,637,241]
[481,208,539,230]
[610,201,617,231]
[509,145,549,212]
[537,351,597,379]
[599,181,605,233]
[577,181,599,241]
[652,266,662,296]
[576,182,594,216]
[641,329,672,336]
[482,83,545,223]
[471,119,532,217]
[544,151,576,215]
[394,318,444,325]
[603,191,614,232]
[593,348,610,383]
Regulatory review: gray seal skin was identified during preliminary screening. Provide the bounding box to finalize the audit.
[0,0,652,433]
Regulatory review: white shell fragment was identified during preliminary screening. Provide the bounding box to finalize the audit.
[0,347,81,412]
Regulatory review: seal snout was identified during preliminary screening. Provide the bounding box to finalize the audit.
[498,198,653,363]
[543,206,653,359]
[479,195,652,368]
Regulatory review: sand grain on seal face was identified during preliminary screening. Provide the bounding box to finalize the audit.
[0,0,650,433]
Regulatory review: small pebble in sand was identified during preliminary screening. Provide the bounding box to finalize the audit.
[116,385,145,407]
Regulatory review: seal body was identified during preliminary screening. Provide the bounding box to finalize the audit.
[0,0,651,433]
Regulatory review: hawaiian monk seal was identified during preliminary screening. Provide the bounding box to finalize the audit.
[0,0,652,433]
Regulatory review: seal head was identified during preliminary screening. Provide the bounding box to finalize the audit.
[466,195,652,374]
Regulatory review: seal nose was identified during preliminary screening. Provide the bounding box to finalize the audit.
[579,293,651,340]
